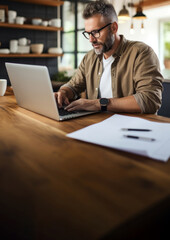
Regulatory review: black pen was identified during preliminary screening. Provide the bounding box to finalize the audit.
[121,128,151,132]
[124,135,155,142]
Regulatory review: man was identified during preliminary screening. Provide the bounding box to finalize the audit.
[55,0,163,114]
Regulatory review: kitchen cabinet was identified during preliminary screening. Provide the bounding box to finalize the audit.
[10,0,64,7]
[0,53,63,58]
[0,0,64,81]
[0,21,63,58]
[0,0,64,58]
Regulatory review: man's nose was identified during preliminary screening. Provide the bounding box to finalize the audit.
[89,34,96,42]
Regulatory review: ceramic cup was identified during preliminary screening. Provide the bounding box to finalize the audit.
[41,20,48,27]
[8,10,17,23]
[10,39,18,53]
[49,18,61,27]
[0,79,7,96]
[16,16,25,25]
[18,38,31,46]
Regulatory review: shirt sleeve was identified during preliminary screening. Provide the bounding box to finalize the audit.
[63,55,87,98]
[133,45,163,114]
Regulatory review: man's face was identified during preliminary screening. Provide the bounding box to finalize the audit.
[84,14,115,55]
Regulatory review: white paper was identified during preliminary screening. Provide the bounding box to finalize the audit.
[67,114,170,162]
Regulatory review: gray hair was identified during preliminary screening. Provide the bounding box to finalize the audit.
[83,0,118,23]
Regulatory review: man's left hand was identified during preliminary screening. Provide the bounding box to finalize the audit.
[64,98,100,112]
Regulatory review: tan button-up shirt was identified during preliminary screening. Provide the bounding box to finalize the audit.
[64,35,163,113]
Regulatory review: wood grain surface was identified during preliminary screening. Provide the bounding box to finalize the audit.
[0,88,170,240]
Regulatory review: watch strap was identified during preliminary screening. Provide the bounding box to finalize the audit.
[101,105,107,111]
[100,98,109,112]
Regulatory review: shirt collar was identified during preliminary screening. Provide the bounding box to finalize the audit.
[113,35,127,58]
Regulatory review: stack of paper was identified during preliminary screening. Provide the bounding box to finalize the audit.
[67,114,170,162]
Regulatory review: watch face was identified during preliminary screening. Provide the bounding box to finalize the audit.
[100,98,109,105]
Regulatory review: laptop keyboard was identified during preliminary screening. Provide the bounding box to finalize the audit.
[59,107,81,116]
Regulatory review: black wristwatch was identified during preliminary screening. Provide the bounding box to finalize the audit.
[99,98,109,111]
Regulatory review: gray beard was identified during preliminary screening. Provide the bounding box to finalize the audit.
[94,34,115,55]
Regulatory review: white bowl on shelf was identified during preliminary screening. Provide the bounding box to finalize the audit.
[32,18,42,25]
[49,18,61,27]
[30,44,44,54]
[17,46,30,54]
[0,49,10,54]
[48,47,63,54]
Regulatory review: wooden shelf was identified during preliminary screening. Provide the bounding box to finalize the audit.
[0,53,63,58]
[9,0,64,7]
[0,22,63,32]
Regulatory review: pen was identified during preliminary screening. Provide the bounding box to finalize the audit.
[123,135,155,142]
[121,128,151,132]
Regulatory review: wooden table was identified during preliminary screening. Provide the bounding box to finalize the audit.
[0,88,170,240]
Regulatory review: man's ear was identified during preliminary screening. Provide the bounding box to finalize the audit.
[111,22,118,34]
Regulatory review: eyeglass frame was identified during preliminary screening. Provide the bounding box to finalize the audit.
[82,22,112,40]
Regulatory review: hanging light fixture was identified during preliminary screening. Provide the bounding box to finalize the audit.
[130,21,135,34]
[128,0,147,34]
[133,1,147,20]
[141,21,145,34]
[118,4,130,22]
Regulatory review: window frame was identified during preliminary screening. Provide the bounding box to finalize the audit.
[61,0,92,69]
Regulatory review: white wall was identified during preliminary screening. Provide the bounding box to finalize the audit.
[118,18,159,56]
[111,0,170,59]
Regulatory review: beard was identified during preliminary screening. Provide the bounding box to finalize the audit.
[92,32,115,55]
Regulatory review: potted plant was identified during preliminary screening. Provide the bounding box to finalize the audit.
[51,71,71,91]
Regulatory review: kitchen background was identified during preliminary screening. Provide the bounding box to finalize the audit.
[0,0,170,116]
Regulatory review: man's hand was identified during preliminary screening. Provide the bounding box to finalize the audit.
[54,89,70,108]
[64,98,100,112]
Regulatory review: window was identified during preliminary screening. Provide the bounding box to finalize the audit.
[60,0,92,70]
[160,19,170,79]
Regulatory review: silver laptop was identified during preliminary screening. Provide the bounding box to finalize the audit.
[5,62,95,121]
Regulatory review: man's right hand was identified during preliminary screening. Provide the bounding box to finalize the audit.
[54,89,70,108]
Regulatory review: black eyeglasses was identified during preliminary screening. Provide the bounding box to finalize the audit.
[82,22,112,40]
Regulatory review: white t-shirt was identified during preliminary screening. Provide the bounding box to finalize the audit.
[99,55,115,98]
